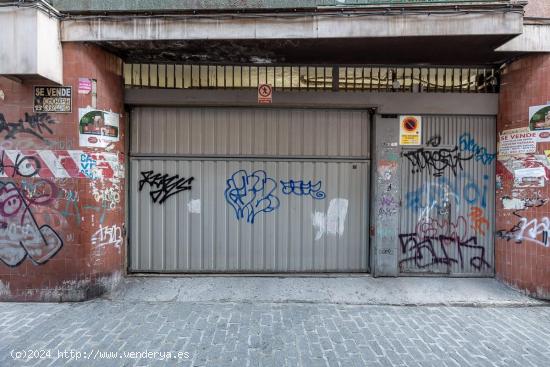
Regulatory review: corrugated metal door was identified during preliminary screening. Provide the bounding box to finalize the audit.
[399,115,496,276]
[129,107,370,273]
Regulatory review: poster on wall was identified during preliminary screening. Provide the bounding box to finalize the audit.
[33,86,72,113]
[78,78,93,94]
[498,154,550,188]
[529,103,550,131]
[498,131,537,155]
[399,115,422,145]
[78,107,120,148]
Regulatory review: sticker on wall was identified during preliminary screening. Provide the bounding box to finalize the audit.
[535,130,550,142]
[529,103,550,131]
[399,115,422,145]
[78,78,93,94]
[498,131,536,155]
[78,107,120,148]
[33,86,72,113]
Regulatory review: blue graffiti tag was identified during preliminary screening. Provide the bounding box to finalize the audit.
[406,174,489,212]
[225,170,280,223]
[280,180,326,200]
[458,133,496,165]
[80,153,97,179]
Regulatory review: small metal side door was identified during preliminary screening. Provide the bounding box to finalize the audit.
[398,115,496,276]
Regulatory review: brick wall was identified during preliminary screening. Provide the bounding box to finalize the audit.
[496,54,550,300]
[0,43,125,301]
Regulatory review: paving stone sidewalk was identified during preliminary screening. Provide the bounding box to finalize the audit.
[1,300,550,367]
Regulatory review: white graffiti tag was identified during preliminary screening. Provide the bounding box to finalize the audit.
[498,217,550,248]
[91,224,123,249]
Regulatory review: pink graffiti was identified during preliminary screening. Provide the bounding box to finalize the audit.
[415,216,469,242]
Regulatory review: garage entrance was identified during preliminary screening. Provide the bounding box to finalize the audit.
[129,107,371,273]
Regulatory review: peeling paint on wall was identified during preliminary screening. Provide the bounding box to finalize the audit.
[187,199,201,214]
[0,280,11,297]
[502,197,525,210]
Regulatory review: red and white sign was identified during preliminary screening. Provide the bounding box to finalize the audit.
[258,84,272,104]
[0,150,124,179]
[535,130,550,142]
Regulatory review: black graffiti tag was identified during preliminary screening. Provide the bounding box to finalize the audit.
[0,112,56,141]
[399,233,491,271]
[0,151,41,177]
[139,171,194,204]
[403,136,474,177]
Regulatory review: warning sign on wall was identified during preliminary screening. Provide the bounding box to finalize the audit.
[399,115,422,145]
[258,84,272,104]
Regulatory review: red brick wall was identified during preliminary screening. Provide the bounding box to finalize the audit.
[496,54,550,300]
[0,43,125,301]
[525,0,550,18]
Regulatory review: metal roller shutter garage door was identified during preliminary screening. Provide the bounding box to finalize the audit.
[129,107,370,273]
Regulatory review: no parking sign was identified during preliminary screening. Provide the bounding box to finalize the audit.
[399,115,422,145]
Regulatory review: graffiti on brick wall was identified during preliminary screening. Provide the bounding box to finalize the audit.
[91,183,121,210]
[90,223,123,265]
[91,224,123,249]
[0,150,123,179]
[497,217,550,248]
[0,151,41,177]
[494,147,550,248]
[225,170,280,224]
[0,181,63,267]
[80,153,98,179]
[0,112,57,141]
[139,171,194,204]
[497,194,550,248]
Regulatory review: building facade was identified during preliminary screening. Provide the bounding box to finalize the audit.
[0,0,548,301]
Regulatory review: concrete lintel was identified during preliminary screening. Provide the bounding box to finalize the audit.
[61,11,523,42]
[124,89,499,116]
[0,7,63,84]
[51,1,526,13]
[496,24,550,52]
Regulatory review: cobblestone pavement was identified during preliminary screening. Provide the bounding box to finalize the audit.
[1,301,550,367]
